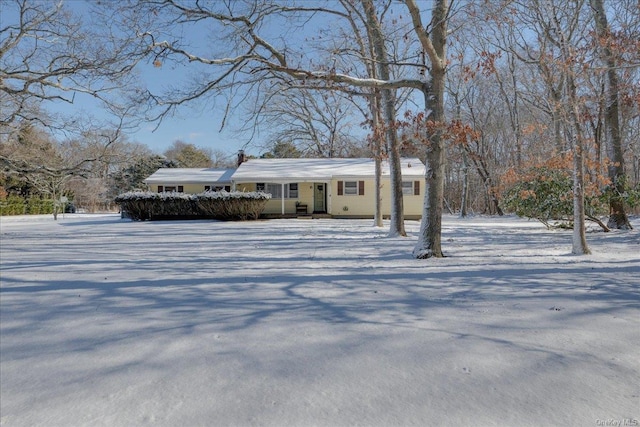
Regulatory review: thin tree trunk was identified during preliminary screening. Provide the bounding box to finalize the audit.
[463,144,504,216]
[567,74,591,254]
[460,149,469,217]
[52,181,59,221]
[371,90,384,227]
[546,1,590,255]
[363,0,405,236]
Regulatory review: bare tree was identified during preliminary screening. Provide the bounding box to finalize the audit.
[0,124,122,219]
[258,89,365,158]
[0,0,145,133]
[362,0,406,237]
[60,134,150,211]
[405,0,449,258]
[525,0,592,253]
[0,0,151,216]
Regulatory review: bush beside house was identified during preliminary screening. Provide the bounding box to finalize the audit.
[115,191,271,221]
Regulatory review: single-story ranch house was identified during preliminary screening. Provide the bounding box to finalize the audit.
[143,157,426,219]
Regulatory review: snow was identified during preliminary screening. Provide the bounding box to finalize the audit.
[1,214,638,427]
[143,168,236,184]
[232,157,425,182]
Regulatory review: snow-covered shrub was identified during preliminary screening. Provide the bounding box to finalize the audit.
[114,191,271,221]
[114,191,158,220]
[195,190,271,221]
[150,192,197,218]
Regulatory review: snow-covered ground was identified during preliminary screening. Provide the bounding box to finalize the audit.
[1,214,638,427]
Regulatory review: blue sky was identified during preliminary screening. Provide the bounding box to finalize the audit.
[25,0,260,159]
[123,58,258,158]
[48,82,251,160]
[53,62,254,159]
[128,96,250,158]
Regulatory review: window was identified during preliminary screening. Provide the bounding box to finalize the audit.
[288,183,298,198]
[402,181,420,196]
[266,183,282,198]
[402,181,413,195]
[159,186,183,193]
[338,180,364,196]
[344,181,358,195]
[257,183,298,199]
[205,185,231,192]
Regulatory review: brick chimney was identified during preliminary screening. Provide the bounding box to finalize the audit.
[237,150,247,166]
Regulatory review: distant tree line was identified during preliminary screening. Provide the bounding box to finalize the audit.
[0,126,235,216]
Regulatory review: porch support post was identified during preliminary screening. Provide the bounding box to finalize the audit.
[281,183,285,215]
[326,181,331,215]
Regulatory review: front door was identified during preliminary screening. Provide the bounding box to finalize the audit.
[313,183,326,213]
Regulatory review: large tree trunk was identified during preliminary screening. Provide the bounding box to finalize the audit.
[590,0,632,230]
[406,0,448,258]
[415,69,446,258]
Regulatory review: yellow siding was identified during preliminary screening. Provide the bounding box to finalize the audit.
[298,183,315,209]
[240,182,314,214]
[329,178,423,218]
[183,183,208,194]
[149,178,423,218]
[236,183,255,192]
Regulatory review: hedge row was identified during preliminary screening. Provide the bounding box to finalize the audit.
[0,196,55,216]
[114,191,271,221]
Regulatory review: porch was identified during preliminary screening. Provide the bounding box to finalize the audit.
[243,181,330,217]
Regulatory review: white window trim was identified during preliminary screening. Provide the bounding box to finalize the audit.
[344,181,358,196]
[402,181,414,195]
[257,182,299,199]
